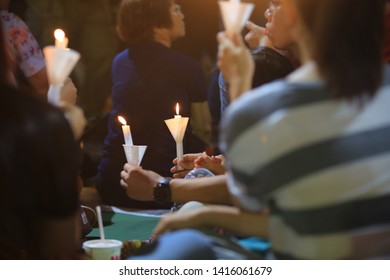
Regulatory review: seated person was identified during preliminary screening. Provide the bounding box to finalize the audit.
[97,0,211,208]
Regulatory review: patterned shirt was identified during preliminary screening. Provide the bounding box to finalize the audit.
[1,10,45,77]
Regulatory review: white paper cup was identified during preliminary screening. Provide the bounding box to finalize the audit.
[123,145,147,166]
[83,239,123,260]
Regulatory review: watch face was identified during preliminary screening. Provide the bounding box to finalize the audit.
[154,182,171,204]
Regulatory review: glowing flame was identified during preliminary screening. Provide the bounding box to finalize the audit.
[175,103,180,115]
[54,29,65,42]
[118,116,127,125]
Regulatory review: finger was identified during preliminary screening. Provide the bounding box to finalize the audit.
[232,33,243,47]
[170,166,177,173]
[216,31,225,43]
[172,169,190,178]
[120,179,128,188]
[245,20,255,31]
[120,170,127,179]
[123,163,131,171]
[194,157,205,165]
[123,163,140,172]
[152,218,171,238]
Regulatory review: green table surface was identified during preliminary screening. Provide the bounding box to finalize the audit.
[87,211,160,241]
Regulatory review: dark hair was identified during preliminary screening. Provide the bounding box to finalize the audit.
[251,46,295,88]
[117,0,173,44]
[0,85,79,259]
[295,0,386,100]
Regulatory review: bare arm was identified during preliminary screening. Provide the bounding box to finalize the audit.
[170,174,231,205]
[121,164,231,205]
[153,205,268,239]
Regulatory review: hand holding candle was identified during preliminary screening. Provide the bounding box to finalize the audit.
[165,103,189,171]
[118,116,133,146]
[44,28,80,105]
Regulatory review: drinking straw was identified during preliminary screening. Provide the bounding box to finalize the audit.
[96,206,105,240]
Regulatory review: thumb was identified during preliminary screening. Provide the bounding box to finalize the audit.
[245,21,255,31]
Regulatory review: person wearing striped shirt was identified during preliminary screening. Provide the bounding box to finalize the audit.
[220,0,390,259]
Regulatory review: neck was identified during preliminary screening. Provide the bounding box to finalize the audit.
[287,60,321,82]
[153,29,172,48]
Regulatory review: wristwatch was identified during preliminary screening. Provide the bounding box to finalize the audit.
[153,177,172,204]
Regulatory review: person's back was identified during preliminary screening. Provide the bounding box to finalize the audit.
[221,76,390,259]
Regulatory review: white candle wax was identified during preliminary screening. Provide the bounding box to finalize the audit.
[121,125,133,146]
[118,116,133,146]
[176,142,184,171]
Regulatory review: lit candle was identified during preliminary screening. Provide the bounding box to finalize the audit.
[54,29,69,48]
[165,103,189,171]
[118,116,133,146]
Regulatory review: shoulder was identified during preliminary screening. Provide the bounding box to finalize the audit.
[221,80,327,148]
[112,49,134,75]
[113,49,129,65]
[251,47,295,87]
[222,80,294,127]
[165,47,202,69]
[226,80,326,122]
[0,10,27,29]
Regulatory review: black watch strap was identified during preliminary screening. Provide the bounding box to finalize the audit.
[153,177,172,205]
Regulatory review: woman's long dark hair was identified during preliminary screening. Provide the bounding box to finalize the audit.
[296,0,386,100]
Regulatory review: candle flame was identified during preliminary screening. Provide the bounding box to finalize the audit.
[175,103,180,115]
[54,29,65,42]
[118,116,127,125]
